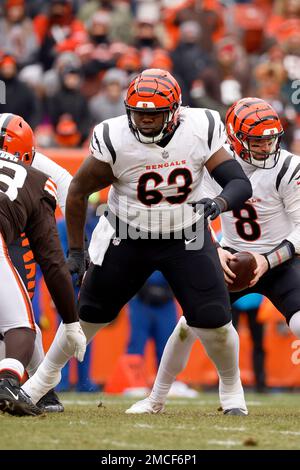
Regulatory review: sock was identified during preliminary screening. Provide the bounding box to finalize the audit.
[26,324,45,377]
[149,316,196,404]
[191,321,247,411]
[22,321,107,403]
[289,311,300,337]
[0,358,24,382]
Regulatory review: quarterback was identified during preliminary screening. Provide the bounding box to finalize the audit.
[126,97,300,415]
[22,69,252,416]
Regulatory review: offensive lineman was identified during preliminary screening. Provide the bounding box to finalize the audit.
[22,69,252,416]
[125,97,300,414]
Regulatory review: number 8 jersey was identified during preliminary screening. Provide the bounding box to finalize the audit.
[201,147,300,254]
[90,107,227,233]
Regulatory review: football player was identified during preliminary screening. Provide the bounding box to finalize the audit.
[22,69,252,416]
[0,113,72,412]
[0,150,86,416]
[125,97,300,415]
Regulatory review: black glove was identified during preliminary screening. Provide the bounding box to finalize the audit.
[189,197,227,221]
[66,249,89,287]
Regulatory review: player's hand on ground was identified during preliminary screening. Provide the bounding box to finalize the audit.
[64,322,86,362]
[217,247,237,285]
[248,252,269,287]
[66,248,89,286]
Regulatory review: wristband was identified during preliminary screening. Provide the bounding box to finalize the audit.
[263,240,295,269]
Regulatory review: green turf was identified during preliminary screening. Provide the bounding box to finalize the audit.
[1,392,300,450]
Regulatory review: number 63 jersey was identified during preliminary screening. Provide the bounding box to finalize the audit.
[202,148,300,254]
[90,107,226,233]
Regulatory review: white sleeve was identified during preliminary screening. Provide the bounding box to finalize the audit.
[89,122,115,165]
[278,159,300,253]
[204,109,227,159]
[32,152,72,216]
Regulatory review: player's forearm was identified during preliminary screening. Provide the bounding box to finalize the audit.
[263,239,295,269]
[211,160,252,211]
[66,182,88,250]
[45,266,79,323]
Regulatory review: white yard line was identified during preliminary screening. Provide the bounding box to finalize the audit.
[62,398,263,407]
[101,439,152,449]
[214,426,246,432]
[134,423,155,429]
[270,430,300,436]
[208,439,240,447]
[63,400,99,405]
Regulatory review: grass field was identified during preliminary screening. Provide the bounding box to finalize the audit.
[1,391,300,450]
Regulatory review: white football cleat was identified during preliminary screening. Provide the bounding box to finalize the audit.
[125,397,165,414]
[219,378,248,416]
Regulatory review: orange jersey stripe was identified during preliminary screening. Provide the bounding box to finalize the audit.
[23,250,34,263]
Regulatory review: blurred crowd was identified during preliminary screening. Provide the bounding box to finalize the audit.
[0,0,300,152]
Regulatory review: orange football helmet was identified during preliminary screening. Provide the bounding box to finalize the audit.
[225,97,284,169]
[0,113,35,164]
[124,68,181,144]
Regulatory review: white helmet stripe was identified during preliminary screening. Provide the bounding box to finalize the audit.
[0,113,14,131]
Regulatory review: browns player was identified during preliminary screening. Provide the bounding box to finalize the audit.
[0,113,72,412]
[125,97,300,415]
[0,150,86,416]
[22,68,251,416]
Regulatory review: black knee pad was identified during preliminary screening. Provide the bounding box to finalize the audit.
[79,302,119,324]
[186,303,232,329]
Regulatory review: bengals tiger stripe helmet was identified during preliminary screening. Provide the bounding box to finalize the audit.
[225,98,284,169]
[124,68,182,144]
[0,113,35,164]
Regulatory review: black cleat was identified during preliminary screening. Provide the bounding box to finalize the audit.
[37,389,64,413]
[0,378,42,416]
[224,408,248,416]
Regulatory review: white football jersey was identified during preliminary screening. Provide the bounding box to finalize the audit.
[90,107,227,232]
[32,151,72,216]
[201,148,300,254]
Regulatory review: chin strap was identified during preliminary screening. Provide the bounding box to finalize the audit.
[263,239,295,269]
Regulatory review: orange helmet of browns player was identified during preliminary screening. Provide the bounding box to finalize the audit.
[0,113,35,164]
[225,97,284,169]
[124,68,182,144]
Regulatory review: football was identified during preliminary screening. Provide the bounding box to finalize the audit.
[227,251,257,292]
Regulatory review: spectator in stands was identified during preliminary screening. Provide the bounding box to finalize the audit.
[214,36,250,106]
[171,20,211,105]
[0,54,40,128]
[34,0,86,70]
[89,68,127,123]
[78,0,134,44]
[0,0,39,67]
[47,63,92,145]
[43,51,82,98]
[116,47,141,76]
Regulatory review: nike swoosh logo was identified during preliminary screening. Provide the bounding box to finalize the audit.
[5,387,19,400]
[185,236,197,245]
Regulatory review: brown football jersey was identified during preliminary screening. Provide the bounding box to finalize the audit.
[0,153,77,323]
